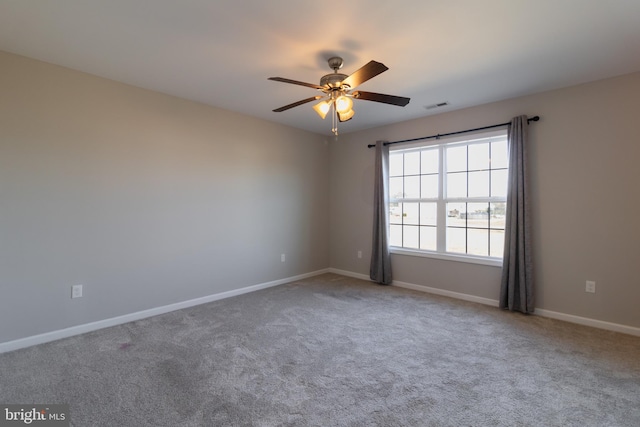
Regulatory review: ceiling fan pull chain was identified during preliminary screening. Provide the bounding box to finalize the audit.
[332,103,338,135]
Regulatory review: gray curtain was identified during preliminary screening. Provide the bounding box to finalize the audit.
[370,140,392,285]
[500,115,534,313]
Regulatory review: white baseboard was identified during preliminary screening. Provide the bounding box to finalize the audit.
[533,308,640,337]
[328,268,499,306]
[328,268,640,337]
[4,267,637,354]
[0,268,330,354]
[328,268,370,281]
[392,280,500,307]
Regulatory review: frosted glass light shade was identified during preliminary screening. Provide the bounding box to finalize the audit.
[337,108,355,122]
[335,95,353,114]
[313,100,331,119]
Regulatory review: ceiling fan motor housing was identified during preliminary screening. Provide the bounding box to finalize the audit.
[320,73,349,89]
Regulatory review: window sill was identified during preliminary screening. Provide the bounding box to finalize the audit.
[390,247,503,267]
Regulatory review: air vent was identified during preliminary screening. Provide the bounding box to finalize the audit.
[424,102,449,110]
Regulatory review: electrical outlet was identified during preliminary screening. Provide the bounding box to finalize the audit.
[585,280,596,293]
[357,250,362,259]
[71,284,83,299]
[281,254,286,263]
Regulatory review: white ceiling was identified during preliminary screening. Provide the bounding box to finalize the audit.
[1,1,639,136]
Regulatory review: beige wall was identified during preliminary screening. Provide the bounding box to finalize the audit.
[330,72,640,329]
[0,51,330,343]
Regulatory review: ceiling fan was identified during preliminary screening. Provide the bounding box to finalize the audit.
[268,56,410,135]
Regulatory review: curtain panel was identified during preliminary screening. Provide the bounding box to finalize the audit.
[500,115,534,313]
[370,140,392,285]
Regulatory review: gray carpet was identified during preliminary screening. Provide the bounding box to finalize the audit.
[1,273,639,426]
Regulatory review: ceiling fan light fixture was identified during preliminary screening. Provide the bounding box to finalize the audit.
[337,108,355,122]
[335,95,353,114]
[269,56,410,135]
[313,100,332,119]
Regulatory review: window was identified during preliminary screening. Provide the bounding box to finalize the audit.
[388,130,508,265]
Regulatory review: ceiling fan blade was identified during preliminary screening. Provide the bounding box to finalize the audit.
[268,77,325,90]
[273,96,323,112]
[353,91,410,107]
[341,60,388,89]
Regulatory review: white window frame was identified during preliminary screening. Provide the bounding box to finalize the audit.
[388,129,508,267]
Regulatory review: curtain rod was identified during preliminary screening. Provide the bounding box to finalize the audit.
[367,116,539,148]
